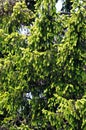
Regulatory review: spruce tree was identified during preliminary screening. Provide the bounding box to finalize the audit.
[0,0,86,129]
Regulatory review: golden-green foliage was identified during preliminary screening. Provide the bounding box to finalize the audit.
[0,0,86,129]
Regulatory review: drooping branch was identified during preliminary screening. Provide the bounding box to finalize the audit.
[60,11,71,15]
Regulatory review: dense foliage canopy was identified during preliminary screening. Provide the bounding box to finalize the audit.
[0,0,86,129]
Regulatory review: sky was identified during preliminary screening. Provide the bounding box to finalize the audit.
[56,0,63,12]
